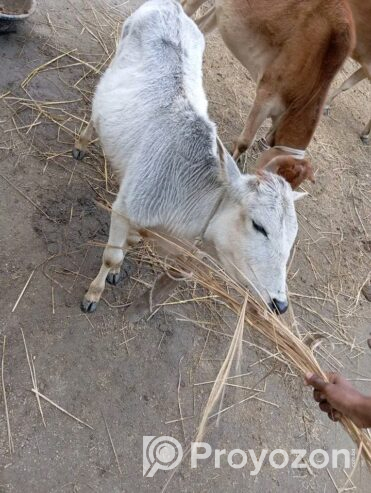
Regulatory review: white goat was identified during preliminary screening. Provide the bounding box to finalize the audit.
[73,0,305,317]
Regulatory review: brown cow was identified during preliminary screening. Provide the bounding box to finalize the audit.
[325,0,371,143]
[182,0,355,186]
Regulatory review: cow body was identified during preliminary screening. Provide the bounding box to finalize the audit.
[74,0,304,316]
[183,0,355,170]
[349,0,371,72]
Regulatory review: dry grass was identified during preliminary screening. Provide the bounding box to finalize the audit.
[20,328,46,427]
[30,389,94,430]
[134,234,371,466]
[102,411,122,475]
[1,336,14,454]
[11,269,35,313]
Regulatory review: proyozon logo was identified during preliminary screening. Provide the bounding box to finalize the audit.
[143,436,354,477]
[143,436,184,477]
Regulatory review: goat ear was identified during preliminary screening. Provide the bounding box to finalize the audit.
[216,135,228,184]
[292,191,308,201]
[216,136,246,197]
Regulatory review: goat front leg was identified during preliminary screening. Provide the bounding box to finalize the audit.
[81,205,130,313]
[124,272,181,323]
[73,119,95,161]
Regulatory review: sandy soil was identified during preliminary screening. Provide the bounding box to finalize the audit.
[0,1,370,492]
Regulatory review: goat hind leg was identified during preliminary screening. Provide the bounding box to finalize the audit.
[106,229,140,285]
[81,206,130,313]
[124,271,182,323]
[73,119,95,161]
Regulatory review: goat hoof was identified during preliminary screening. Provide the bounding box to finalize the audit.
[106,259,135,286]
[106,272,122,286]
[323,106,330,116]
[72,147,86,161]
[81,298,97,313]
[108,259,135,286]
[360,134,369,145]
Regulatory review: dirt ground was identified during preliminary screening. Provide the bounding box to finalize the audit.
[0,1,370,492]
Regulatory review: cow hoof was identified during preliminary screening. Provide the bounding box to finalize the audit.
[231,147,242,162]
[360,134,369,145]
[81,298,97,313]
[106,272,122,286]
[72,147,86,161]
[323,106,331,116]
[232,140,248,161]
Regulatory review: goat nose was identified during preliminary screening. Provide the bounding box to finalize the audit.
[269,299,288,315]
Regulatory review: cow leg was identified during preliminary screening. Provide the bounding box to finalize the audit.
[361,117,371,144]
[124,272,180,323]
[264,114,281,147]
[72,119,95,161]
[324,67,366,115]
[233,86,276,159]
[196,6,217,34]
[181,0,208,17]
[81,204,130,313]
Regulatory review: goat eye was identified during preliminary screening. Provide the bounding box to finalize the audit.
[252,220,268,237]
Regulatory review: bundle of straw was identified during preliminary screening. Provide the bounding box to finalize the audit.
[140,232,371,468]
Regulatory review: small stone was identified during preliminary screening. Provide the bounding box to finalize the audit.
[367,339,371,350]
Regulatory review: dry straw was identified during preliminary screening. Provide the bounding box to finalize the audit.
[140,232,371,467]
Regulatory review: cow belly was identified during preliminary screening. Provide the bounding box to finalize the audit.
[216,13,274,82]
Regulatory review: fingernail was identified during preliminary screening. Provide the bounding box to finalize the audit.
[304,372,313,384]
